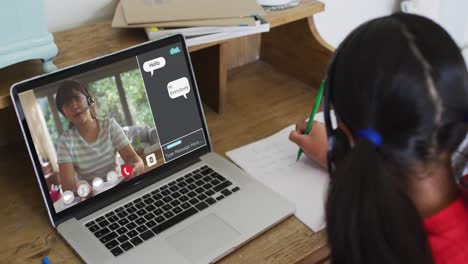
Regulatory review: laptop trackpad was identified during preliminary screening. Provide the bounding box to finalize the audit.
[166,214,240,262]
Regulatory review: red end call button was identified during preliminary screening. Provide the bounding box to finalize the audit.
[121,164,133,178]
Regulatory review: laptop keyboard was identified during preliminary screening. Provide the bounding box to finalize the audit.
[84,165,240,257]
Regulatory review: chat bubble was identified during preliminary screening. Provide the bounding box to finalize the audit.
[143,57,166,76]
[167,77,190,99]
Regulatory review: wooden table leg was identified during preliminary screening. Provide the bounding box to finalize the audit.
[190,43,227,114]
[0,107,23,147]
[261,16,333,88]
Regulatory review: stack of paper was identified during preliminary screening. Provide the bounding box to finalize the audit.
[226,113,331,232]
[112,0,269,46]
[145,17,269,47]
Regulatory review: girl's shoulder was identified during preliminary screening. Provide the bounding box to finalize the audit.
[424,188,468,264]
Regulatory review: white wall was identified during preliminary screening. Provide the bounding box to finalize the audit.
[437,0,468,63]
[314,0,399,48]
[45,0,118,32]
[437,0,468,47]
[400,0,468,63]
[314,0,468,62]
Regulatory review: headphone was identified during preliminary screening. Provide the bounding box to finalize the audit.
[86,94,95,107]
[74,79,95,108]
[323,80,351,175]
[74,82,95,116]
[78,94,95,117]
[322,46,352,175]
[323,50,466,177]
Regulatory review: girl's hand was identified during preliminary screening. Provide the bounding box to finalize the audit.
[289,120,328,169]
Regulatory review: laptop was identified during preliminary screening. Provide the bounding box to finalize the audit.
[10,34,294,264]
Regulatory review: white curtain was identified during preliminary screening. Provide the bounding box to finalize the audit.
[20,91,58,171]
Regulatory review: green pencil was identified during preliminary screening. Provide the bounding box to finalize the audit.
[296,80,325,161]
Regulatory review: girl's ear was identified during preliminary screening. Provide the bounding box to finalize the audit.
[412,152,451,180]
[338,122,355,147]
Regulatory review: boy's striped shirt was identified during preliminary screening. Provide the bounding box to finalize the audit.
[57,118,130,182]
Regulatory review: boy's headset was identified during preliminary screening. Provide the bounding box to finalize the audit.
[77,80,95,108]
[79,94,95,116]
[77,78,95,112]
[86,94,95,107]
[73,81,95,117]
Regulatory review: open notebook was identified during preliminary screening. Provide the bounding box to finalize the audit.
[226,113,333,232]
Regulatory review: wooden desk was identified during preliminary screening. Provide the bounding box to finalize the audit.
[0,0,332,262]
[0,61,330,263]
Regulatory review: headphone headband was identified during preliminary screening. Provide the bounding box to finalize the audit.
[323,44,352,175]
[76,81,94,107]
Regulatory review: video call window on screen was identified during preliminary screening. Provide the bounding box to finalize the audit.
[19,42,207,213]
[19,57,167,213]
[19,42,208,213]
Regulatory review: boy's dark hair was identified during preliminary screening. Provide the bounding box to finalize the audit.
[55,79,94,116]
[325,13,468,264]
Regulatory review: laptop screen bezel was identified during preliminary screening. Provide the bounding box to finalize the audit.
[10,34,212,226]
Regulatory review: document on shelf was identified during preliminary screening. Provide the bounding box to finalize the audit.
[112,2,257,28]
[121,0,265,25]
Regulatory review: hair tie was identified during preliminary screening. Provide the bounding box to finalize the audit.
[356,129,382,147]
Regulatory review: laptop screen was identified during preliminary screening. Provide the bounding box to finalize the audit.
[15,37,208,214]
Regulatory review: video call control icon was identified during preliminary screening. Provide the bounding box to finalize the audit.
[63,190,75,205]
[121,164,133,178]
[77,182,91,198]
[146,153,157,167]
[92,177,104,191]
[107,171,118,184]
